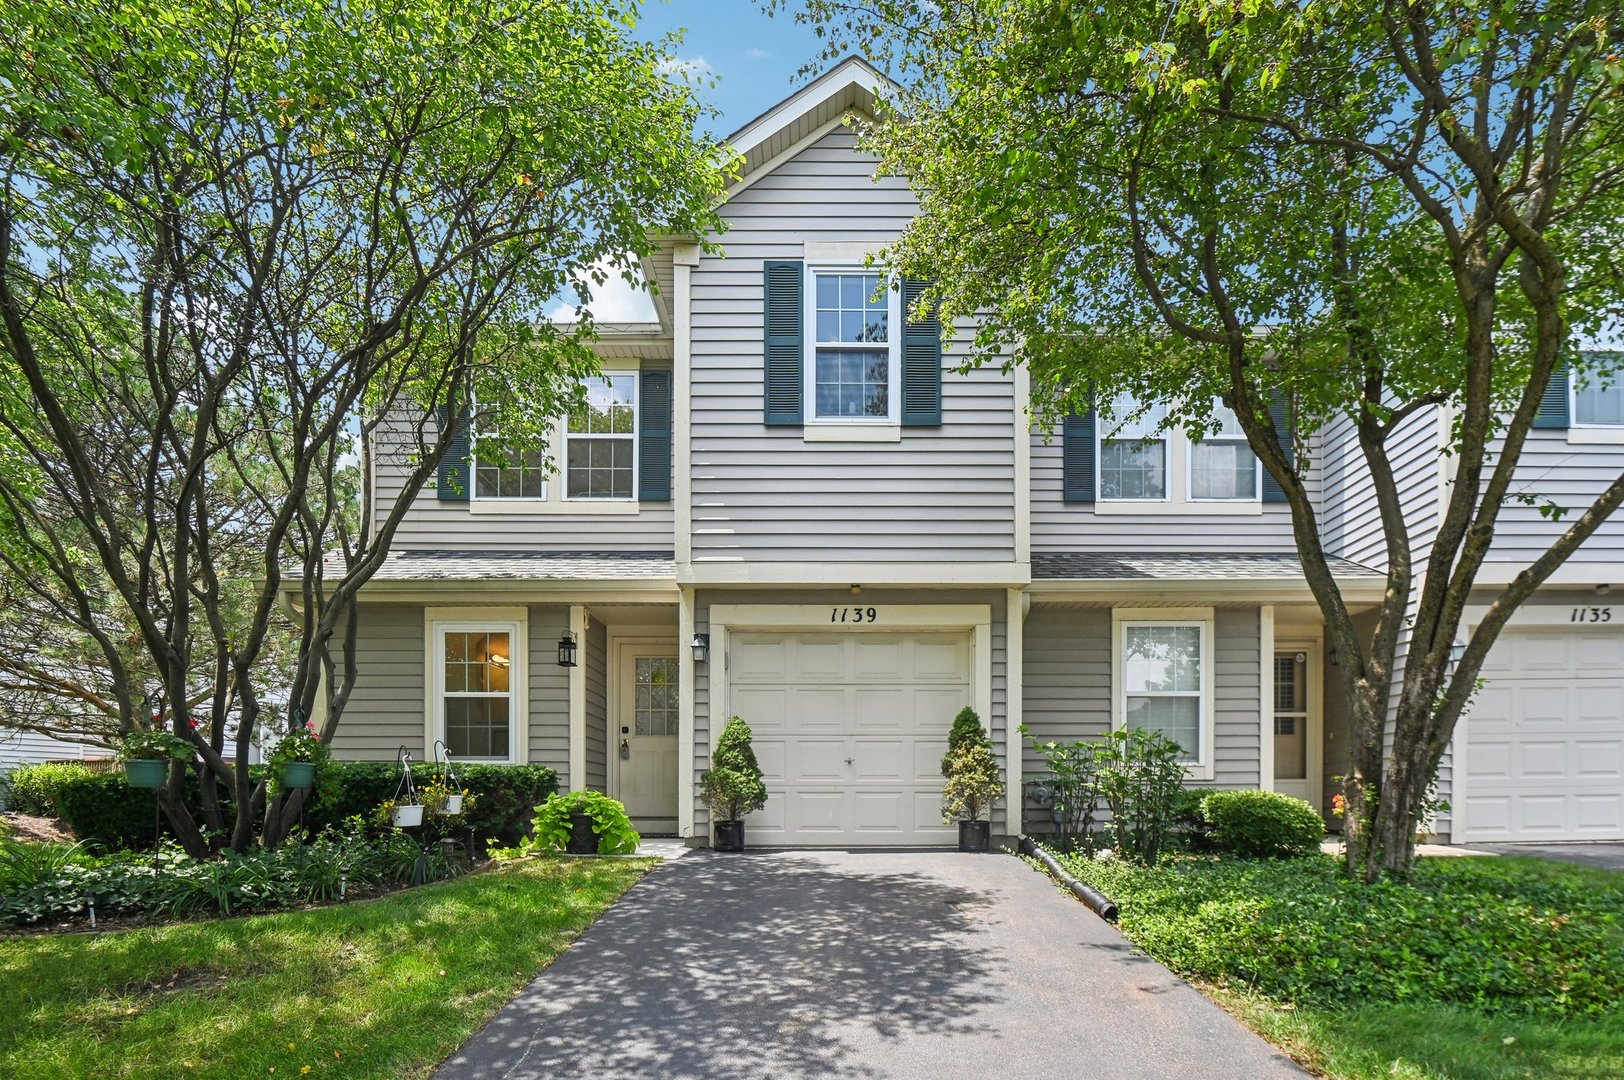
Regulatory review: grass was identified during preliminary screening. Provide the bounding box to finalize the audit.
[1052,850,1624,1080]
[0,856,653,1079]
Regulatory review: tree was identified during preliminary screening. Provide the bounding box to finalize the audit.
[782,0,1624,878]
[0,0,728,853]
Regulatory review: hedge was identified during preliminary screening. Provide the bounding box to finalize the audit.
[1200,789,1325,858]
[27,761,558,852]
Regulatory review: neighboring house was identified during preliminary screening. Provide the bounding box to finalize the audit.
[307,58,1624,847]
[0,729,101,802]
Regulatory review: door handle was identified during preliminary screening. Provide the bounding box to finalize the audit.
[844,757,854,765]
[620,739,631,760]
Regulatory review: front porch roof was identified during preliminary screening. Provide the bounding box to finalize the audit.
[355,550,677,582]
[1030,552,1386,604]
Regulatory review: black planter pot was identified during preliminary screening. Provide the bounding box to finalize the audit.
[958,819,990,853]
[713,820,745,852]
[566,812,598,855]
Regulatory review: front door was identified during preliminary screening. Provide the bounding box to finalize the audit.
[1272,647,1321,805]
[616,650,679,831]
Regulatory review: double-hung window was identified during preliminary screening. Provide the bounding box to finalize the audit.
[437,622,519,762]
[1115,609,1213,775]
[1574,381,1624,427]
[565,374,637,500]
[807,269,900,422]
[473,435,546,501]
[1189,400,1260,500]
[1099,393,1169,500]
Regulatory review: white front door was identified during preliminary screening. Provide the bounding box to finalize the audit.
[616,651,679,831]
[1272,647,1321,805]
[728,631,972,846]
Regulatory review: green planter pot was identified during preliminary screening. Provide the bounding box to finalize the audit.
[124,759,168,789]
[279,761,317,788]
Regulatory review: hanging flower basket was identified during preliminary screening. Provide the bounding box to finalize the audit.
[392,802,425,828]
[279,761,317,788]
[124,759,167,789]
[439,793,464,815]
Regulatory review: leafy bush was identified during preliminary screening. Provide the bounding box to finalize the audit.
[699,716,767,822]
[1201,789,1325,857]
[1097,728,1187,864]
[943,706,990,776]
[527,791,640,855]
[1054,851,1624,1018]
[2,762,99,817]
[33,760,557,851]
[1022,728,1105,853]
[941,741,1002,822]
[0,822,462,927]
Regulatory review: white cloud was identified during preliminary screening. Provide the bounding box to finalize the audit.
[743,47,772,60]
[550,256,658,325]
[656,55,714,81]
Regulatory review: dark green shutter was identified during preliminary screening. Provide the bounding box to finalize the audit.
[901,278,942,426]
[1532,362,1570,429]
[1261,389,1294,504]
[436,405,471,501]
[763,261,803,425]
[1062,407,1096,502]
[638,369,672,501]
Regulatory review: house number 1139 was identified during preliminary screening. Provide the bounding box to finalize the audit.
[831,607,879,624]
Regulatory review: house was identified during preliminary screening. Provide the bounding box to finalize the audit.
[312,58,1624,848]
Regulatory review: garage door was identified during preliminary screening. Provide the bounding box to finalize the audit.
[1462,626,1624,842]
[727,631,974,846]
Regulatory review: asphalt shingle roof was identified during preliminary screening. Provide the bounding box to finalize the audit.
[1031,552,1382,581]
[324,550,676,582]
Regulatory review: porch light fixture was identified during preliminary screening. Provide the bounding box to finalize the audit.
[690,633,710,664]
[556,630,578,668]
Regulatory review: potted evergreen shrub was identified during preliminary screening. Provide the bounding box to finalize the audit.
[941,707,1002,852]
[268,719,327,789]
[118,729,191,789]
[699,716,767,852]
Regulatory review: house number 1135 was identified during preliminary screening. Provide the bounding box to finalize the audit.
[831,607,879,624]
[1570,607,1613,623]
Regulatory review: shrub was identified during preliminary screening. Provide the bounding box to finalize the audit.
[1055,851,1624,1018]
[1201,790,1326,857]
[2,762,99,817]
[941,740,1002,822]
[38,760,557,851]
[699,716,767,822]
[943,706,990,776]
[528,790,640,855]
[1098,728,1186,865]
[1022,728,1105,854]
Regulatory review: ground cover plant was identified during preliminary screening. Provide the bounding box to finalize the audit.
[0,857,651,1078]
[1050,849,1624,1079]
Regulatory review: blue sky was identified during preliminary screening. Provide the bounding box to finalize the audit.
[636,1,834,137]
[578,1,837,321]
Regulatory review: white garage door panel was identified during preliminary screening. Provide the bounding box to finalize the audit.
[1464,627,1624,843]
[731,631,973,846]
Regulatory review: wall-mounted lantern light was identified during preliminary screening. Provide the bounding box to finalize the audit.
[557,630,578,668]
[690,633,710,665]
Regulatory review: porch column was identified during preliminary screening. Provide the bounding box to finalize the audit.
[678,588,696,839]
[1259,605,1276,792]
[568,605,586,791]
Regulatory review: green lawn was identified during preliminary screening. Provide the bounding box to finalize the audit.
[0,856,653,1079]
[1053,850,1624,1080]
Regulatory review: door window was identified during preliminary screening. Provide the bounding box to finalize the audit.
[1273,653,1308,781]
[634,656,679,737]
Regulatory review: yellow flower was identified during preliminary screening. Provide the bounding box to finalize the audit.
[301,1068,312,1075]
[288,1043,297,1052]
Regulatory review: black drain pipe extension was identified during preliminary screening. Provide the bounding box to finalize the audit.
[1018,835,1119,922]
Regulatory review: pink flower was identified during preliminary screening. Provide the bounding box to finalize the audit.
[189,719,200,731]
[305,721,316,731]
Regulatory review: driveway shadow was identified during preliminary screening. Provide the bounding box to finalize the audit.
[438,851,1007,1079]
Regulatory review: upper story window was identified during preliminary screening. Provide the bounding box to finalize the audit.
[474,437,546,501]
[1099,394,1260,506]
[566,374,638,500]
[1099,395,1169,500]
[806,269,901,423]
[1574,381,1624,426]
[1189,402,1260,500]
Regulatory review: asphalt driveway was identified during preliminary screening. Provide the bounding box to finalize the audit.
[1475,842,1624,870]
[435,849,1305,1080]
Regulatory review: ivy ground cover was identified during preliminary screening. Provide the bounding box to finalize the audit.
[1056,850,1624,1079]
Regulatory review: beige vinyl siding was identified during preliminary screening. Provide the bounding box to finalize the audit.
[690,587,1010,837]
[330,603,571,782]
[1029,427,1321,554]
[689,127,1017,565]
[584,617,608,791]
[368,396,676,554]
[1019,603,1264,834]
[528,605,571,784]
